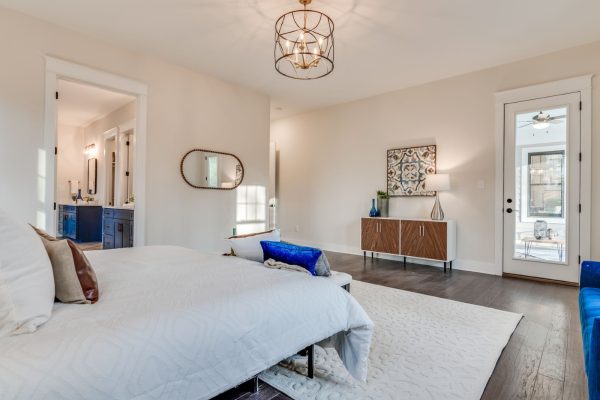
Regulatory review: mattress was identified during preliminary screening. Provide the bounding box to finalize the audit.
[0,246,372,399]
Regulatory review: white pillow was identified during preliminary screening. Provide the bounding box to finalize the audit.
[0,211,55,337]
[228,229,281,262]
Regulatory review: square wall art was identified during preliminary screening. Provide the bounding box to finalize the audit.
[387,145,436,196]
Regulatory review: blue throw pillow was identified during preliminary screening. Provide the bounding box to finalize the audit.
[260,241,322,276]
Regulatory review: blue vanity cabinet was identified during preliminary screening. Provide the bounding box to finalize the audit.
[103,208,134,249]
[57,205,103,242]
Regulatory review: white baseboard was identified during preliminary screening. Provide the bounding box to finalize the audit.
[288,238,500,276]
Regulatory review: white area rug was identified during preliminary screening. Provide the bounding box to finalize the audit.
[260,280,522,400]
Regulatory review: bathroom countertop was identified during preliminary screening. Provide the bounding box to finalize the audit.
[59,203,102,207]
[103,205,135,210]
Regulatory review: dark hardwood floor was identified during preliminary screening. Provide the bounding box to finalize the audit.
[215,251,587,400]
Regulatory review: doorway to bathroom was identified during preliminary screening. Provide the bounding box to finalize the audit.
[55,79,136,250]
[43,57,148,247]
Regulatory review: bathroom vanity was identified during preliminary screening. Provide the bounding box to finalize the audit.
[57,204,103,243]
[103,207,134,249]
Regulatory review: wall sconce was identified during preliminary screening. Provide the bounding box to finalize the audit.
[84,143,97,157]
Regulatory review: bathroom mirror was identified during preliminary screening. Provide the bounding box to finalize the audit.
[88,158,97,195]
[180,149,244,190]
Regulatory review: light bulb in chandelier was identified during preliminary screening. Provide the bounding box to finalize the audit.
[274,0,334,80]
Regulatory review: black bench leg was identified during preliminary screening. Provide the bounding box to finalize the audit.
[307,344,314,379]
[240,376,259,393]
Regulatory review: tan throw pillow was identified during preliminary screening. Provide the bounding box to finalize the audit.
[30,225,99,304]
[41,238,89,304]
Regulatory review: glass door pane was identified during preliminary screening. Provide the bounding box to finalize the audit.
[513,107,567,264]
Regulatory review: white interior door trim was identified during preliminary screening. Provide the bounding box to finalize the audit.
[43,56,148,246]
[494,75,592,279]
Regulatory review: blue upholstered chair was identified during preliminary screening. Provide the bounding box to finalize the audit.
[580,261,600,400]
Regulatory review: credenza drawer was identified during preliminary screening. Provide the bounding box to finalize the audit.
[401,221,447,260]
[361,218,400,255]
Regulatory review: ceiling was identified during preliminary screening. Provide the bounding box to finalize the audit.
[57,80,135,127]
[4,0,600,119]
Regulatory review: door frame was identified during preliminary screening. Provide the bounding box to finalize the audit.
[494,75,592,280]
[43,56,148,246]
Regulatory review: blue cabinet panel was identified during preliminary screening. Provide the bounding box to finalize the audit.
[103,208,134,249]
[57,205,103,243]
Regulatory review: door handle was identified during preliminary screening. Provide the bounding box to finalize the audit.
[423,225,426,237]
[506,208,520,214]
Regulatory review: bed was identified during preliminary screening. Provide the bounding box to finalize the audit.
[0,246,373,400]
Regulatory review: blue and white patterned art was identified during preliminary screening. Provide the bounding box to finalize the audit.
[387,145,436,196]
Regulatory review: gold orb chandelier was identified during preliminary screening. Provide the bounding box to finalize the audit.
[274,0,334,80]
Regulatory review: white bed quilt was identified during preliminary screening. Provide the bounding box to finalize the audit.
[0,246,372,400]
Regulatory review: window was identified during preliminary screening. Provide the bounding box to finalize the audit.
[236,185,266,235]
[527,150,565,218]
[206,155,218,187]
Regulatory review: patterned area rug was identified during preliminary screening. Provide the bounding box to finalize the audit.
[260,280,522,400]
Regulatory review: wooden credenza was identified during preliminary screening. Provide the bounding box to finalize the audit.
[361,217,456,272]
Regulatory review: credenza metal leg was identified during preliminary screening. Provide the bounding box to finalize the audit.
[403,256,407,268]
[444,262,447,273]
[363,251,366,262]
[450,261,453,271]
[371,252,374,261]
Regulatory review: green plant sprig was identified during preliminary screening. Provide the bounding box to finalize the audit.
[377,190,390,199]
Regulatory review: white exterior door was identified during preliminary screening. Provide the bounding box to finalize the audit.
[503,92,581,282]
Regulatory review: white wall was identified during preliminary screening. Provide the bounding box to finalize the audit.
[56,124,84,204]
[0,6,270,253]
[271,40,600,274]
